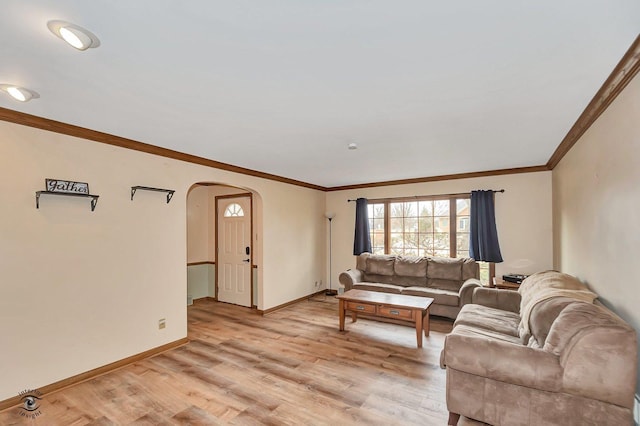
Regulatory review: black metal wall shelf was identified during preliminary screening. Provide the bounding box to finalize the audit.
[36,191,100,211]
[131,186,175,203]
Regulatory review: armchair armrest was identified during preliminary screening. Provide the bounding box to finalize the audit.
[458,279,482,307]
[338,269,363,291]
[443,332,562,392]
[472,287,521,313]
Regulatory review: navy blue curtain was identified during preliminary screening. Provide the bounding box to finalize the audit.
[469,190,503,263]
[353,198,372,255]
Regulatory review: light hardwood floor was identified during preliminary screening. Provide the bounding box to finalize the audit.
[0,296,456,425]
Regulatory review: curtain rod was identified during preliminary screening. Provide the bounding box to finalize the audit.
[347,189,504,202]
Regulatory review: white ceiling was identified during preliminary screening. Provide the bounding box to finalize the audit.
[1,1,639,187]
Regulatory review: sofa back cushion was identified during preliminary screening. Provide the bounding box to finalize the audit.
[427,257,462,291]
[527,297,575,347]
[428,257,463,280]
[356,253,370,271]
[366,255,395,275]
[394,256,427,277]
[461,258,480,281]
[388,256,428,287]
[544,301,633,357]
[362,254,395,284]
[543,301,637,408]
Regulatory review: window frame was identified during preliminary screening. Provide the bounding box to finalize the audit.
[367,193,469,258]
[366,193,493,283]
[223,202,245,217]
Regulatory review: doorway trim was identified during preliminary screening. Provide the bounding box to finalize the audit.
[215,192,254,308]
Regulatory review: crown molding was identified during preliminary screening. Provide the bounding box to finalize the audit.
[0,107,326,191]
[0,107,552,192]
[326,165,550,192]
[547,34,640,169]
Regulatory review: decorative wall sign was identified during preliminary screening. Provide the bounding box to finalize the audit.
[37,179,99,211]
[45,179,89,195]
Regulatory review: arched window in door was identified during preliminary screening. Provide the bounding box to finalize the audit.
[224,203,245,217]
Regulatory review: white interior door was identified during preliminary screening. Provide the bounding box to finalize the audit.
[217,196,252,307]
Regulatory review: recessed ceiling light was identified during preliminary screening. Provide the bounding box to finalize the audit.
[348,143,358,150]
[0,84,39,102]
[47,20,100,51]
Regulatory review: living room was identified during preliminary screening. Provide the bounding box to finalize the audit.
[1,2,639,424]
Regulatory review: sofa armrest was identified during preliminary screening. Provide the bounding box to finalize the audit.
[472,287,521,313]
[458,279,482,306]
[338,269,363,291]
[443,332,562,392]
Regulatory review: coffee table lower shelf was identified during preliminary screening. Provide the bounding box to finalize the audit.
[336,289,434,348]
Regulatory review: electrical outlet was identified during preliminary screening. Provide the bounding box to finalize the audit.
[158,318,166,330]
[314,281,319,287]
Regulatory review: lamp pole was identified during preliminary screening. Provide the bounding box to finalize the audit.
[325,212,337,296]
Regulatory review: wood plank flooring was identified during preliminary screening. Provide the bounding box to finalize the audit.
[0,295,456,425]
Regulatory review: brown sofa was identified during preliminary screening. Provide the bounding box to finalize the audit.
[441,271,638,426]
[338,253,481,319]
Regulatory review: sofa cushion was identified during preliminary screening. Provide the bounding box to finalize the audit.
[454,304,521,338]
[461,258,479,281]
[362,272,394,285]
[356,253,370,271]
[366,255,395,276]
[528,297,575,347]
[449,323,523,345]
[544,301,634,357]
[393,275,427,287]
[427,278,461,292]
[353,282,402,294]
[394,256,427,277]
[427,257,463,281]
[401,286,459,306]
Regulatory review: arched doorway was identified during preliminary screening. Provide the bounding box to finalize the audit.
[186,182,263,309]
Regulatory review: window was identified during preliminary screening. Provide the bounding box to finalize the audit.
[367,195,491,284]
[367,203,386,255]
[223,203,244,217]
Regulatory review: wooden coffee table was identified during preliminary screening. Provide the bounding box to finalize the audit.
[336,289,434,348]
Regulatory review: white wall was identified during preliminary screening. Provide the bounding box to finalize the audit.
[187,185,210,263]
[326,172,553,288]
[553,72,640,393]
[261,183,327,307]
[186,185,215,300]
[187,264,212,300]
[0,121,325,401]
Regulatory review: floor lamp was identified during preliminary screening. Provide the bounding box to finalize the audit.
[325,212,337,296]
